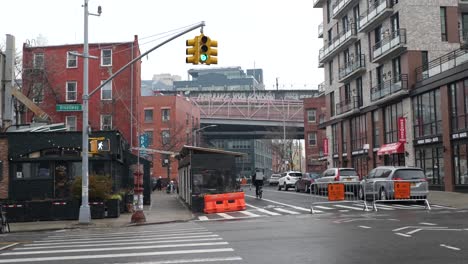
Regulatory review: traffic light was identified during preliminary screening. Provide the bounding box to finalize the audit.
[186,36,199,64]
[89,138,110,153]
[199,34,218,65]
[90,139,98,153]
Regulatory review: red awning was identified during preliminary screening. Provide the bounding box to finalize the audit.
[377,142,404,156]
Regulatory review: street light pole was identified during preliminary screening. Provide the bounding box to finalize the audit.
[193,125,217,147]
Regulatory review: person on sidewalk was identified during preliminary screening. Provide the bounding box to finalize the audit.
[156,176,162,191]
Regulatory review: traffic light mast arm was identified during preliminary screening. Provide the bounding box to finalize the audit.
[89,21,206,96]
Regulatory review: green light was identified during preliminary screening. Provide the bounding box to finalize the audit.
[200,54,208,62]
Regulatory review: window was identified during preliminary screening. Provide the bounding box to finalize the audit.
[15,162,51,179]
[101,80,112,100]
[144,109,153,122]
[101,49,112,66]
[450,80,468,132]
[373,110,380,148]
[392,57,401,81]
[356,77,363,107]
[391,13,399,33]
[330,91,335,117]
[33,53,44,69]
[308,132,317,146]
[307,109,316,122]
[342,15,349,33]
[67,51,78,68]
[328,60,333,85]
[440,7,448,41]
[66,81,77,102]
[162,130,170,145]
[342,121,348,153]
[145,131,154,146]
[326,0,331,23]
[353,5,360,25]
[332,124,338,154]
[350,114,367,151]
[101,114,112,130]
[162,109,170,121]
[384,101,403,143]
[413,89,441,138]
[66,116,77,131]
[32,83,44,103]
[421,51,429,71]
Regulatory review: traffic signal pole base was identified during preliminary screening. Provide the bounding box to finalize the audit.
[78,205,91,224]
[131,210,146,223]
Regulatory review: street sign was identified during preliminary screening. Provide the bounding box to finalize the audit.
[56,104,83,112]
[328,183,345,201]
[394,181,411,199]
[139,134,148,155]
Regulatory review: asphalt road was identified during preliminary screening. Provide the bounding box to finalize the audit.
[0,186,466,263]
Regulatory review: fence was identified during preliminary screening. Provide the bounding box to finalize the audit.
[310,181,370,214]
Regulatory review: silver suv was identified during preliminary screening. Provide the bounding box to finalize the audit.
[360,166,428,201]
[315,168,360,195]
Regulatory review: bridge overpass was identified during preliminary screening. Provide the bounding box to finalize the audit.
[184,89,322,139]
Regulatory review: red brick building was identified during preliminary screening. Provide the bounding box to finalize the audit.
[140,95,200,180]
[21,36,141,147]
[303,95,327,173]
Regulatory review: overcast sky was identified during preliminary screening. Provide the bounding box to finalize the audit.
[1,0,324,90]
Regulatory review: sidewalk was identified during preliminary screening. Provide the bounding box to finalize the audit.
[7,191,195,233]
[429,190,468,209]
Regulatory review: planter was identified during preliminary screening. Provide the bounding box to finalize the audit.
[105,199,120,218]
[119,199,125,214]
[90,202,105,219]
[191,194,204,213]
[3,203,28,222]
[28,201,53,221]
[52,200,79,220]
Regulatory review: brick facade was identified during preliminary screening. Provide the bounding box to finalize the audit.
[0,137,8,199]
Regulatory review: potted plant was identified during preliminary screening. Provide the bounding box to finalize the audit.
[105,194,121,218]
[72,175,112,219]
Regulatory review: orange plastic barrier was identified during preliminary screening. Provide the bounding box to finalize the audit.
[204,192,246,214]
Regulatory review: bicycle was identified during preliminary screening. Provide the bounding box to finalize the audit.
[0,205,10,234]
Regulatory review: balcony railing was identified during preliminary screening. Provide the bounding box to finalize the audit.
[319,23,357,63]
[318,23,323,38]
[332,0,359,19]
[370,74,408,101]
[372,28,406,63]
[358,0,394,33]
[313,0,327,8]
[415,48,468,82]
[338,54,366,82]
[336,96,360,115]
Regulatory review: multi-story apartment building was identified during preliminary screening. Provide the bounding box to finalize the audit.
[21,36,141,147]
[140,95,200,180]
[315,0,467,190]
[304,95,327,173]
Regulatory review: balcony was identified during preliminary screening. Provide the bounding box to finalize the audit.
[358,0,394,33]
[318,82,325,93]
[336,96,360,115]
[313,0,327,8]
[319,23,357,63]
[370,74,408,102]
[332,0,359,19]
[372,28,407,63]
[460,0,468,12]
[461,30,468,49]
[338,54,366,83]
[415,49,468,82]
[318,23,323,38]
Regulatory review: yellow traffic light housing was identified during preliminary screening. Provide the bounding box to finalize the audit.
[89,139,98,153]
[186,36,199,64]
[199,34,218,65]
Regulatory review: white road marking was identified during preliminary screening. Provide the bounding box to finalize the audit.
[432,205,455,209]
[26,234,219,247]
[395,233,411,237]
[406,229,422,235]
[440,244,461,251]
[2,242,230,256]
[34,232,214,243]
[419,222,437,226]
[245,204,281,216]
[338,210,349,212]
[372,204,396,210]
[198,216,209,221]
[15,238,224,250]
[314,205,334,210]
[113,257,243,264]
[216,213,235,219]
[0,248,235,263]
[333,204,365,211]
[0,243,18,251]
[47,227,206,239]
[238,211,260,217]
[359,226,371,229]
[273,208,300,215]
[245,195,310,212]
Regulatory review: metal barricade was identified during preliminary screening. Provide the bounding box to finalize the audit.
[310,181,369,214]
[366,179,430,211]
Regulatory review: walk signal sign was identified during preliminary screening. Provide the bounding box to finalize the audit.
[89,137,110,153]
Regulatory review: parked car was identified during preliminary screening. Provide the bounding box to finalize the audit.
[359,166,428,201]
[315,168,360,195]
[278,171,303,191]
[295,172,321,193]
[268,174,281,185]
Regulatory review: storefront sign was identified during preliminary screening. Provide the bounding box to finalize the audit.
[398,117,406,143]
[452,132,468,139]
[323,138,329,156]
[416,137,440,145]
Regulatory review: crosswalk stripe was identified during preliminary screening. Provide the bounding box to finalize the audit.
[198,216,209,221]
[273,208,300,215]
[24,234,220,247]
[238,211,260,217]
[333,204,365,211]
[47,227,206,239]
[2,242,230,256]
[15,238,224,250]
[314,205,334,210]
[245,204,281,216]
[113,256,243,264]
[217,213,235,219]
[0,248,235,263]
[33,232,214,244]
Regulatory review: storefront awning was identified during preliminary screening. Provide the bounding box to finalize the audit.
[377,142,404,156]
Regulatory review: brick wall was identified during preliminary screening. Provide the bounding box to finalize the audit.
[0,137,9,199]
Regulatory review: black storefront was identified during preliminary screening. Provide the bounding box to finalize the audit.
[5,130,151,205]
